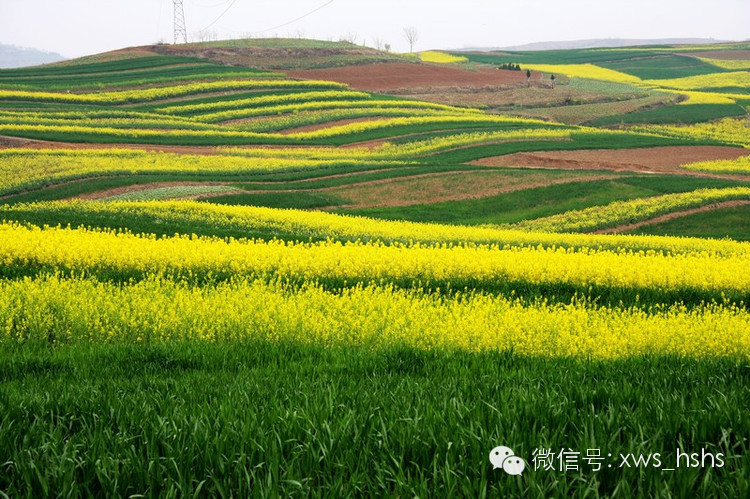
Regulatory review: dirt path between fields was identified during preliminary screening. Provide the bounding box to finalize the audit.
[71,181,235,200]
[471,146,750,181]
[594,200,750,234]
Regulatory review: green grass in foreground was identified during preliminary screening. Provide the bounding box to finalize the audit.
[0,342,747,497]
[628,203,750,241]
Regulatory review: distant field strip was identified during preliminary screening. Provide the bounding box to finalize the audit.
[157,90,374,115]
[419,51,468,64]
[519,63,749,105]
[0,80,348,105]
[0,67,282,91]
[520,64,643,84]
[0,56,209,77]
[634,119,750,148]
[699,58,750,70]
[513,187,750,233]
[646,71,750,90]
[0,115,567,146]
[198,99,479,123]
[0,149,406,195]
[682,156,750,175]
[104,185,239,201]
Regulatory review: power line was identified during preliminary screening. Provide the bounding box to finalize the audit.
[193,0,234,8]
[199,0,240,32]
[252,0,335,35]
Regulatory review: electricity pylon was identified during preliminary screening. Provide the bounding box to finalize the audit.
[174,0,188,44]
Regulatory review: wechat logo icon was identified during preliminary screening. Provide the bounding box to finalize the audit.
[490,446,526,475]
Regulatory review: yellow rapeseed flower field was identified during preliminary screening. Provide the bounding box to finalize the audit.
[1,222,749,297]
[419,51,469,64]
[633,118,750,148]
[9,200,749,257]
[520,64,643,84]
[645,71,750,90]
[0,149,404,195]
[2,276,748,358]
[681,155,750,175]
[698,57,750,70]
[0,80,348,104]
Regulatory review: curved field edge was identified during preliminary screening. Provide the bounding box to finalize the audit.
[626,203,750,242]
[513,187,750,233]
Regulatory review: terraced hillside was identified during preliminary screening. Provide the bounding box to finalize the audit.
[1,39,749,496]
[455,42,750,124]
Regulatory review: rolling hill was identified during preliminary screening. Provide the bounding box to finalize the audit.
[1,38,749,497]
[0,42,65,68]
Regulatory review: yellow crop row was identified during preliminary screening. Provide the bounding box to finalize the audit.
[236,128,570,158]
[698,57,750,70]
[646,71,750,90]
[632,118,750,148]
[0,149,403,195]
[514,187,750,233]
[419,51,468,64]
[199,99,481,122]
[236,107,452,132]
[0,113,555,148]
[157,90,372,114]
[0,80,347,104]
[0,115,218,131]
[672,91,738,105]
[520,64,643,84]
[9,200,750,258]
[372,128,572,156]
[287,115,556,140]
[1,222,749,296]
[682,155,750,175]
[2,275,748,358]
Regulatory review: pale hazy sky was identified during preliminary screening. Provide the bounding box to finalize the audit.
[1,0,748,58]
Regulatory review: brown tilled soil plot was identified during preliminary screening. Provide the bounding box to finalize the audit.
[318,170,615,209]
[288,63,535,93]
[681,50,750,60]
[472,146,750,179]
[404,85,643,111]
[73,181,238,201]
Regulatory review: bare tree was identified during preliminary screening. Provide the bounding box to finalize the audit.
[403,27,420,53]
[340,32,358,45]
[373,37,385,51]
